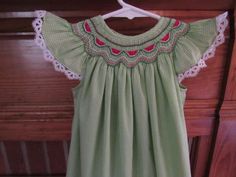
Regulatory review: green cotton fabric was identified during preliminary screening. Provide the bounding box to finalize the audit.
[40,11,218,177]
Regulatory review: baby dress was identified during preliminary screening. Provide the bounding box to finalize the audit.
[32,10,228,177]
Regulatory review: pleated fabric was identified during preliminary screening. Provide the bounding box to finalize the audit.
[67,55,190,177]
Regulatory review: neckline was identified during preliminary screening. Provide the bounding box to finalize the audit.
[91,15,172,46]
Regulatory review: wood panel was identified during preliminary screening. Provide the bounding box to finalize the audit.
[0,0,234,11]
[0,141,70,175]
[0,7,234,177]
[208,8,236,177]
[0,138,202,176]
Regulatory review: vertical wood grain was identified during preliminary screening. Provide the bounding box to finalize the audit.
[0,142,10,175]
[4,141,26,174]
[208,7,236,177]
[46,141,67,174]
[63,140,69,165]
[42,141,51,174]
[20,142,31,174]
[26,141,48,175]
[193,136,214,177]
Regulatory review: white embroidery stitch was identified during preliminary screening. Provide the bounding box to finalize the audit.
[32,10,83,80]
[178,11,229,83]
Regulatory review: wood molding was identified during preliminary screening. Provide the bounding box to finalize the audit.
[208,7,236,177]
[0,9,234,176]
[0,99,217,140]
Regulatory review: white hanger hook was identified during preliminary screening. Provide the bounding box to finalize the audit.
[102,0,161,20]
[117,0,129,7]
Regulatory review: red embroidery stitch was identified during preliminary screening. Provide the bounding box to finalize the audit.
[95,37,106,46]
[126,50,138,57]
[144,44,155,52]
[73,18,190,68]
[84,21,91,33]
[172,20,181,28]
[161,33,170,42]
[111,48,121,55]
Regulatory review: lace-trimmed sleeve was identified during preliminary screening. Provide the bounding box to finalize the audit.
[32,10,89,80]
[173,12,229,83]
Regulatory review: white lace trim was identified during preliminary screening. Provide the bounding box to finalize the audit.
[32,10,82,80]
[177,11,229,83]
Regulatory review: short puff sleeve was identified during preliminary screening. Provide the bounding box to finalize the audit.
[173,12,228,82]
[32,10,89,80]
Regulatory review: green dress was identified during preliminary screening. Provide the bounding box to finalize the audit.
[32,10,228,177]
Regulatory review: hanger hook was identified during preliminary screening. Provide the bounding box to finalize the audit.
[117,0,129,7]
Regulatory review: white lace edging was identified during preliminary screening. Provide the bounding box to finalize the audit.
[32,10,83,80]
[177,11,229,83]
